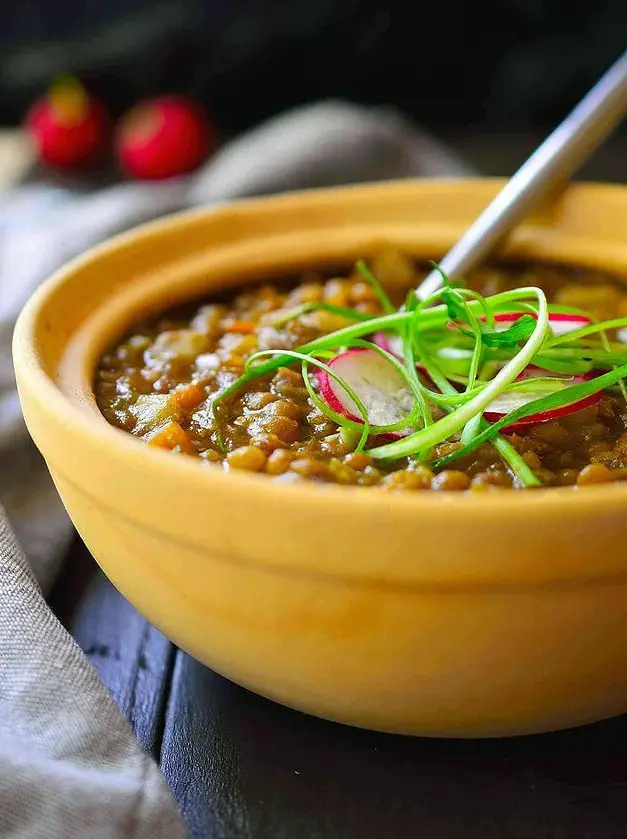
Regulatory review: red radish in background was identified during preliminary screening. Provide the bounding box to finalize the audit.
[316,348,415,440]
[484,367,603,432]
[25,77,109,169]
[115,96,215,180]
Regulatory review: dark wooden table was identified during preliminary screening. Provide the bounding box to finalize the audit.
[51,538,627,839]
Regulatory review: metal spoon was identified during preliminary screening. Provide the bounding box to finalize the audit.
[417,49,627,300]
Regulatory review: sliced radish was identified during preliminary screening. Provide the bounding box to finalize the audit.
[493,311,591,336]
[484,368,602,432]
[372,331,403,357]
[372,331,475,376]
[316,348,414,440]
[446,311,591,337]
[376,311,591,361]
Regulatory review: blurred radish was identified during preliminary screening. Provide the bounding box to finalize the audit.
[116,96,215,180]
[25,77,109,169]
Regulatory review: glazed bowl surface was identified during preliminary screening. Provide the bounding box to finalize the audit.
[13,179,627,737]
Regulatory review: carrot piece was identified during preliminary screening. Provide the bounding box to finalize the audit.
[220,319,255,334]
[170,383,205,412]
[147,421,196,454]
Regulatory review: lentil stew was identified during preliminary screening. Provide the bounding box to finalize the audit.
[95,252,627,491]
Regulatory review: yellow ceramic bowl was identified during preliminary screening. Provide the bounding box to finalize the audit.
[13,179,627,738]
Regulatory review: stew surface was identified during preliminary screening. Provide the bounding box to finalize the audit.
[95,252,627,491]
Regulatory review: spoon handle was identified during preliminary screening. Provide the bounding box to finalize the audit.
[418,49,627,299]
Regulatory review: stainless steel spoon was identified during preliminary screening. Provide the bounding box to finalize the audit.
[417,49,627,300]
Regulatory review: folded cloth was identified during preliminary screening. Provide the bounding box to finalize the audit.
[0,517,187,839]
[0,100,474,838]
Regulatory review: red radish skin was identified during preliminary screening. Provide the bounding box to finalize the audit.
[484,369,602,432]
[26,80,109,169]
[316,348,414,441]
[116,97,215,180]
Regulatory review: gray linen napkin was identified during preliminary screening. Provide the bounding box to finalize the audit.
[0,100,474,838]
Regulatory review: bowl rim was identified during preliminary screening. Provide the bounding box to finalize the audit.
[13,177,627,529]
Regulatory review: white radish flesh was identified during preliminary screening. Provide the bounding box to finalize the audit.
[316,348,414,438]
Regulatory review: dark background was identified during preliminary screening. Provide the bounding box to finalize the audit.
[1,0,625,136]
